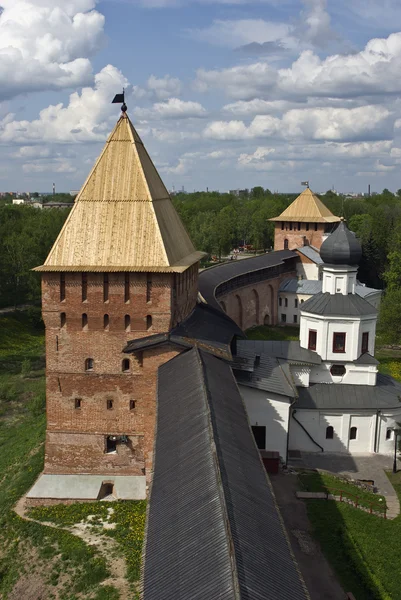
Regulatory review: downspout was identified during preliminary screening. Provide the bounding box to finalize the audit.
[374,410,381,453]
[286,399,296,466]
[292,409,324,453]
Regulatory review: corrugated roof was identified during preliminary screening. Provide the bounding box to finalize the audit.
[35,114,205,272]
[295,375,401,410]
[296,246,324,264]
[301,292,377,316]
[270,189,341,223]
[142,347,310,600]
[238,339,321,365]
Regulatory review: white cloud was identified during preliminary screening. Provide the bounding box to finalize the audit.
[189,19,291,48]
[0,0,105,100]
[135,98,207,120]
[22,159,76,174]
[147,75,182,100]
[223,99,295,116]
[0,65,128,144]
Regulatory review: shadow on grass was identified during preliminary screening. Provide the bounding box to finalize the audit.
[246,325,299,341]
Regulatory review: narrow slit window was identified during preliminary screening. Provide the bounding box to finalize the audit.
[82,273,88,302]
[85,358,94,371]
[75,398,81,409]
[146,315,152,330]
[103,273,109,303]
[284,239,289,250]
[314,223,318,231]
[60,273,66,302]
[82,313,88,330]
[124,273,130,303]
[281,222,284,230]
[308,330,317,351]
[386,428,393,440]
[125,315,130,332]
[104,314,109,331]
[279,297,282,307]
[122,358,130,372]
[350,426,357,440]
[293,314,297,324]
[56,335,59,352]
[60,312,66,328]
[361,332,369,354]
[326,426,334,439]
[107,399,113,410]
[146,276,152,302]
[297,222,301,231]
[129,400,136,410]
[294,298,298,308]
[284,298,288,308]
[306,223,310,231]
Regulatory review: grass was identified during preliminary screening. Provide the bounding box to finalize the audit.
[246,324,299,341]
[300,470,401,600]
[298,470,387,513]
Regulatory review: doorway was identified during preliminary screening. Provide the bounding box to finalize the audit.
[252,426,266,450]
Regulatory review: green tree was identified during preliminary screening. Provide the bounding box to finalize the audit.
[378,288,401,344]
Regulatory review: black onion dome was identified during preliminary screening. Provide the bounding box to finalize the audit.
[320,219,362,265]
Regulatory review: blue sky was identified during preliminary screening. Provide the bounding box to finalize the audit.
[1,0,401,194]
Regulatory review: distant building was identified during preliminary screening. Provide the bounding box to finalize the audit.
[12,198,25,205]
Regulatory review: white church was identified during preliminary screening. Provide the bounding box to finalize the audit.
[234,220,401,460]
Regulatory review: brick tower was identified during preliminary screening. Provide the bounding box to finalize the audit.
[270,188,340,251]
[34,112,204,496]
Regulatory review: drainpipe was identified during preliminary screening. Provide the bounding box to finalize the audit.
[374,410,381,453]
[286,399,296,466]
[292,409,324,453]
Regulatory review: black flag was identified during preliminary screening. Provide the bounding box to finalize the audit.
[112,92,125,104]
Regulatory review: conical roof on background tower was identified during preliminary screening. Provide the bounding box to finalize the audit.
[35,114,205,272]
[269,188,341,223]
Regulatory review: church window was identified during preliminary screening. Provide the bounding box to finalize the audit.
[60,313,66,328]
[386,428,393,440]
[82,313,88,330]
[146,276,152,302]
[326,426,334,439]
[314,223,318,231]
[350,427,357,440]
[306,223,310,231]
[124,273,130,303]
[281,314,286,323]
[284,298,288,307]
[333,332,346,353]
[308,330,317,351]
[130,400,136,410]
[107,399,114,410]
[281,222,284,230]
[104,314,109,330]
[297,222,301,231]
[103,274,109,303]
[85,358,94,371]
[106,436,117,453]
[75,398,81,409]
[295,299,298,308]
[82,273,88,302]
[125,315,131,332]
[279,297,282,307]
[146,315,152,330]
[60,273,66,302]
[284,239,289,250]
[362,332,369,354]
[293,315,298,324]
[122,359,130,372]
[330,364,346,376]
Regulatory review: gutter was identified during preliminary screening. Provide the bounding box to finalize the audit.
[292,409,324,453]
[374,409,381,453]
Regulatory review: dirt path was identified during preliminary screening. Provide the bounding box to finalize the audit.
[270,472,346,600]
[14,497,133,599]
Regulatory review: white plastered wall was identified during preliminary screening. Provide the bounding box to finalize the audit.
[376,409,401,455]
[296,261,320,281]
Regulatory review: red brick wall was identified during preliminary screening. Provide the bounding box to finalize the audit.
[274,223,326,251]
[42,268,198,480]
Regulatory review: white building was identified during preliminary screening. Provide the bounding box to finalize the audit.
[236,221,401,459]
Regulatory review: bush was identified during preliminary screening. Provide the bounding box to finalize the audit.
[28,391,46,416]
[20,359,31,378]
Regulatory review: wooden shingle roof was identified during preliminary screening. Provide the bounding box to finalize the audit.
[35,114,205,272]
[270,188,341,223]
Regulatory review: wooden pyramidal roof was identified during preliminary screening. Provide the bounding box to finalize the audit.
[35,114,205,273]
[269,188,341,223]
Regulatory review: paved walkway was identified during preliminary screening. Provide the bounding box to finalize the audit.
[292,453,400,519]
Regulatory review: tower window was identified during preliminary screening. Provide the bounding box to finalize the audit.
[281,222,284,230]
[361,332,369,354]
[284,239,289,250]
[82,273,88,302]
[103,273,109,303]
[125,315,131,332]
[60,312,66,328]
[106,436,117,453]
[107,399,113,410]
[289,222,293,231]
[306,223,310,231]
[75,398,81,409]
[297,222,301,231]
[326,426,334,439]
[333,332,346,353]
[314,223,318,231]
[85,358,94,371]
[308,330,317,351]
[130,400,136,410]
[146,276,152,302]
[122,358,130,372]
[146,315,152,330]
[82,313,88,330]
[60,273,66,302]
[386,428,393,440]
[350,427,357,440]
[124,273,130,303]
[104,314,109,330]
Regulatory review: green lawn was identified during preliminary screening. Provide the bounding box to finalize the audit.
[300,470,401,600]
[246,325,299,341]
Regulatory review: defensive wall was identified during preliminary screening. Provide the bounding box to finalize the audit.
[198,250,298,330]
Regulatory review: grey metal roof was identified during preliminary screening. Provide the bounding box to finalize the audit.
[301,292,377,316]
[232,343,296,398]
[356,282,382,298]
[238,339,322,365]
[199,250,297,309]
[279,277,322,295]
[143,347,310,600]
[354,352,379,365]
[296,246,323,264]
[320,221,362,266]
[295,374,401,410]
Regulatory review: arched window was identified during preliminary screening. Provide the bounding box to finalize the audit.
[104,314,109,330]
[284,239,289,250]
[60,312,66,328]
[85,358,94,371]
[122,358,130,372]
[146,315,152,330]
[125,315,131,332]
[350,427,357,440]
[326,426,334,439]
[82,313,88,330]
[107,399,113,410]
[386,428,393,440]
[130,400,136,410]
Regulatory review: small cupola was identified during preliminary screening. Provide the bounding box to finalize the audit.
[320,219,362,266]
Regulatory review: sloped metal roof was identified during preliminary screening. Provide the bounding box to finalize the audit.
[269,189,341,223]
[35,114,205,272]
[142,347,310,600]
[296,246,324,264]
[279,278,323,295]
[301,292,377,316]
[295,374,401,410]
[238,339,321,365]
